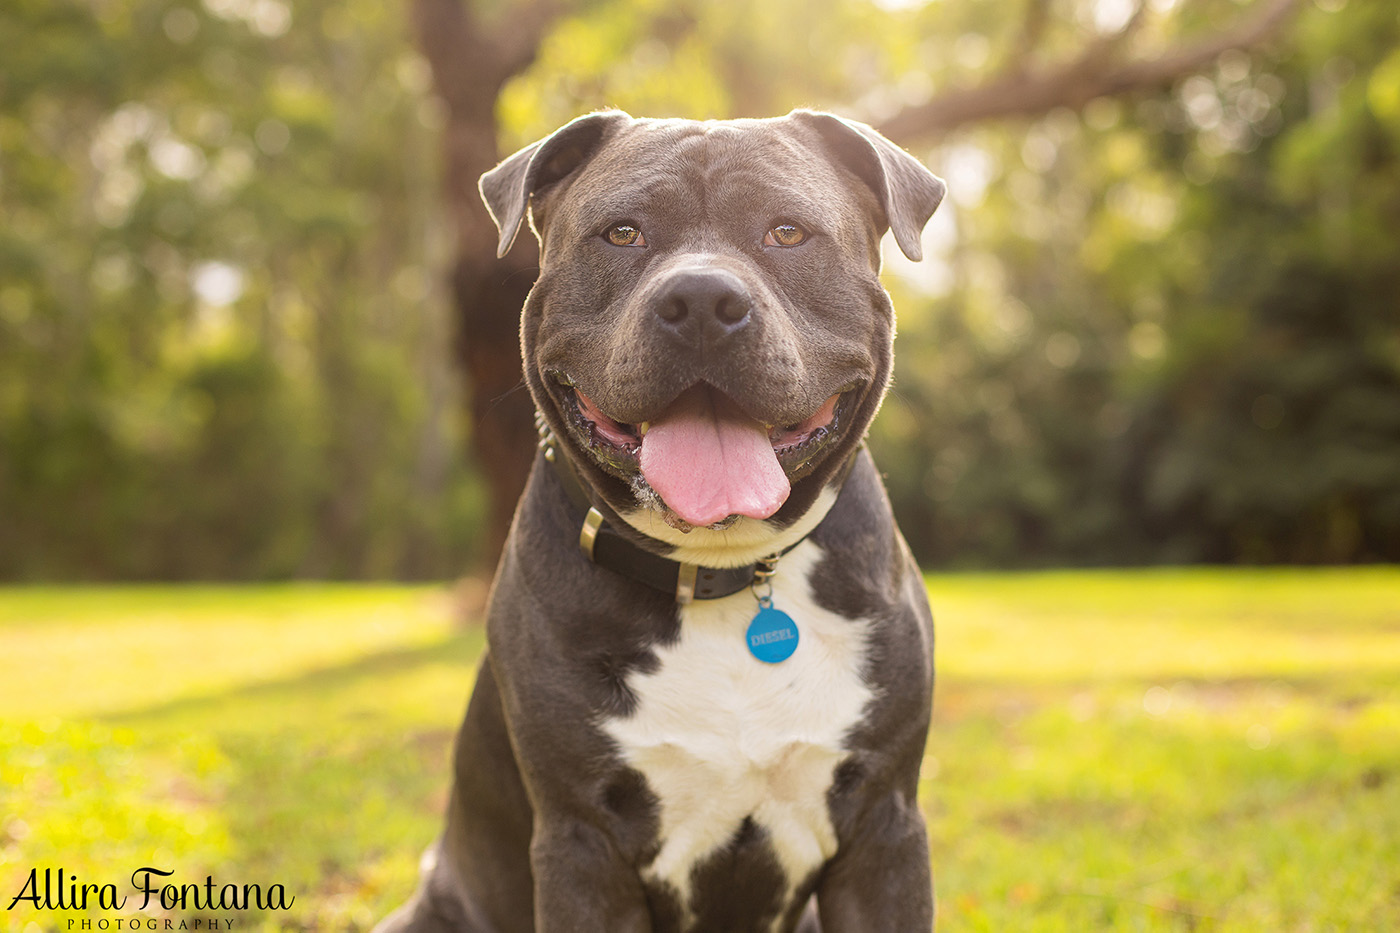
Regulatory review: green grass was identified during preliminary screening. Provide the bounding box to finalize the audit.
[1,570,1397,931]
[924,569,1400,931]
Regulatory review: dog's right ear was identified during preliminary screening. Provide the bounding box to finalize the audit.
[479,111,631,258]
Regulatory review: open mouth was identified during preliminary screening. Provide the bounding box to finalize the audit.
[549,374,855,529]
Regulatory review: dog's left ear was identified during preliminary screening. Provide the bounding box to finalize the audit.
[479,110,632,258]
[790,110,946,262]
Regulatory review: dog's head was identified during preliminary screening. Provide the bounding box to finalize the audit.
[481,111,944,563]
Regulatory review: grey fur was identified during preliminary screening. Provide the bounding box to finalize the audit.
[378,110,944,933]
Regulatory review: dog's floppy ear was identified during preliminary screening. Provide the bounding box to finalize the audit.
[790,110,946,262]
[479,111,631,258]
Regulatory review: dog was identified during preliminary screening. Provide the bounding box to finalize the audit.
[376,110,945,933]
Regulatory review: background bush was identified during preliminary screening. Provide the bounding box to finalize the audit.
[1,0,1396,579]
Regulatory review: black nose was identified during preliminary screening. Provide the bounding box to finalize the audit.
[652,267,753,345]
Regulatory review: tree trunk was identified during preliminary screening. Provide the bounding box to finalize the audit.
[454,246,539,561]
[411,0,564,562]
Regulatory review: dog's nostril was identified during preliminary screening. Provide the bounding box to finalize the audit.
[714,296,747,325]
[658,298,688,324]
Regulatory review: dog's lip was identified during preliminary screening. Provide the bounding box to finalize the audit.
[575,389,643,449]
[547,372,857,484]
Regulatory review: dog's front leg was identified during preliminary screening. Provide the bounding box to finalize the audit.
[816,791,934,932]
[529,817,653,933]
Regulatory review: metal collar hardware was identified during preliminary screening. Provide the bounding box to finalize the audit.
[579,507,604,562]
[675,563,699,604]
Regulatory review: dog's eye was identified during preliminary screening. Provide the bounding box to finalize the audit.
[604,224,646,248]
[764,224,807,248]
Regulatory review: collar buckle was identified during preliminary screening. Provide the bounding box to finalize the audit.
[579,507,605,561]
[675,563,699,604]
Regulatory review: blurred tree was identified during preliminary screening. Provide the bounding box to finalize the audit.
[874,0,1400,565]
[418,0,1314,559]
[0,0,484,578]
[1,0,1393,578]
[408,0,575,561]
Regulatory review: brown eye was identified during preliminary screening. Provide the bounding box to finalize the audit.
[605,224,646,247]
[764,224,807,247]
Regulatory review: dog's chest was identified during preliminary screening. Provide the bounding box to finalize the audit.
[601,541,873,922]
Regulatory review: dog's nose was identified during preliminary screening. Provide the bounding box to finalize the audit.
[652,268,753,344]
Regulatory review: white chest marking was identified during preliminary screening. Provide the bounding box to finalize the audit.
[600,540,873,917]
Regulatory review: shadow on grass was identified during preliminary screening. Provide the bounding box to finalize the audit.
[93,630,488,930]
[104,629,485,726]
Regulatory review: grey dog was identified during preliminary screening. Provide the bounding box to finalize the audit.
[377,109,945,933]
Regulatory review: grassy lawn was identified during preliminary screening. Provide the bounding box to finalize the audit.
[1,570,1397,931]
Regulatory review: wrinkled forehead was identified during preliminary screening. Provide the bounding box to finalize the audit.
[549,118,862,233]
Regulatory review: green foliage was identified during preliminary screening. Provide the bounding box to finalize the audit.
[0,0,483,580]
[873,2,1400,566]
[2,574,1396,929]
[489,0,1400,569]
[2,0,1396,577]
[497,0,906,140]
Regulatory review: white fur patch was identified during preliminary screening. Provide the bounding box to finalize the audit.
[600,539,872,924]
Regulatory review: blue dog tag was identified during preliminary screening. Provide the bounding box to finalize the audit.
[746,606,799,664]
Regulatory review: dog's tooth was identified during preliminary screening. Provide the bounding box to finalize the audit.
[639,421,651,436]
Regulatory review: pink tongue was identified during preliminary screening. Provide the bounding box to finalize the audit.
[639,387,790,527]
